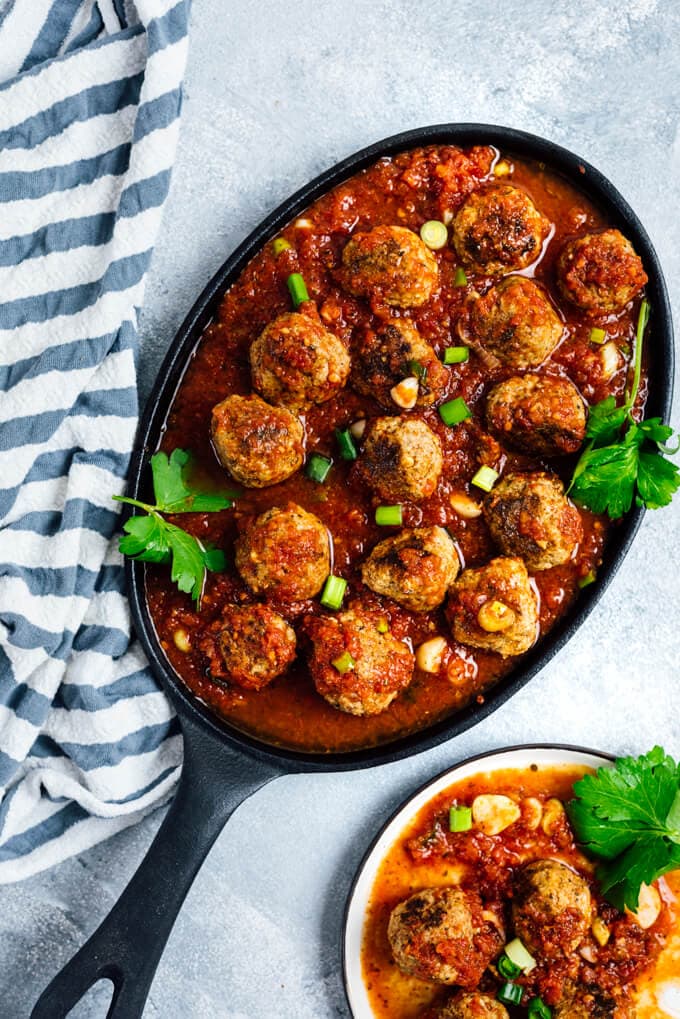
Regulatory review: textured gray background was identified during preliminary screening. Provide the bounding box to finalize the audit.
[3,1,680,1016]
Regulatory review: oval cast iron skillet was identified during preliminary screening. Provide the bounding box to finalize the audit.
[31,124,674,1019]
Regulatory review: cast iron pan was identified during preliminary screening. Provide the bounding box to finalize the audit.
[31,124,674,1019]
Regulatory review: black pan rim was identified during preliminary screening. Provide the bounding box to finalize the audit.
[339,741,617,1018]
[125,122,674,771]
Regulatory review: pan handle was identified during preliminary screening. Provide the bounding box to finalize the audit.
[31,713,285,1019]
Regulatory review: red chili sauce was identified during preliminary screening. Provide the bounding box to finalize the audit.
[361,766,675,1018]
[145,145,648,753]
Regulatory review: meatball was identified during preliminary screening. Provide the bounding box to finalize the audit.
[452,184,550,275]
[305,604,414,716]
[436,993,509,1019]
[211,393,304,488]
[352,318,449,409]
[235,502,330,600]
[361,526,459,612]
[342,225,439,307]
[557,229,647,314]
[554,987,635,1019]
[466,276,563,369]
[512,859,592,958]
[250,311,350,410]
[200,604,296,691]
[358,416,443,503]
[387,886,503,986]
[486,374,586,457]
[483,472,583,571]
[446,556,538,657]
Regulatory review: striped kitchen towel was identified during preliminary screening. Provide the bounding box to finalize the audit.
[0,0,189,882]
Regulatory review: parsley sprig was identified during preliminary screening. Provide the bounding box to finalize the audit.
[568,300,680,518]
[114,449,236,606]
[568,747,680,911]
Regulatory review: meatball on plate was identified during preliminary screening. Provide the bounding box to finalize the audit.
[346,747,680,1019]
[305,603,414,716]
[250,309,350,410]
[452,183,550,275]
[342,224,439,307]
[463,275,564,369]
[486,374,586,456]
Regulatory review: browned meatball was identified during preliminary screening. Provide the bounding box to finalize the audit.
[211,393,304,488]
[446,556,538,656]
[342,225,439,307]
[250,311,350,410]
[305,604,414,715]
[557,229,647,313]
[554,987,635,1019]
[199,604,296,691]
[452,184,550,275]
[436,993,509,1019]
[388,886,504,986]
[465,276,563,369]
[484,472,583,571]
[361,526,459,612]
[512,859,592,958]
[486,374,587,456]
[358,416,443,503]
[235,503,330,600]
[352,318,449,409]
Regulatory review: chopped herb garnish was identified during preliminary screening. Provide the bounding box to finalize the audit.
[287,272,309,308]
[567,746,680,911]
[114,449,235,607]
[449,805,473,832]
[320,574,347,610]
[569,300,680,517]
[407,359,428,383]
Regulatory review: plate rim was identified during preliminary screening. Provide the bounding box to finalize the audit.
[342,742,615,1018]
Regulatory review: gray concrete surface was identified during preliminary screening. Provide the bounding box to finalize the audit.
[2,1,680,1016]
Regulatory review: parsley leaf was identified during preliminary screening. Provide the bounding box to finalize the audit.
[114,448,235,607]
[149,449,237,513]
[585,396,628,446]
[569,300,679,518]
[567,747,680,910]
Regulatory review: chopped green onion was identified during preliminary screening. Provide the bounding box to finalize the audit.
[272,237,291,255]
[287,272,309,308]
[590,326,607,344]
[419,220,448,250]
[471,465,499,492]
[407,359,428,382]
[320,575,347,610]
[335,427,358,461]
[376,618,389,634]
[578,570,597,589]
[306,453,332,483]
[505,937,536,973]
[449,805,472,832]
[454,267,468,287]
[497,954,522,980]
[439,397,472,426]
[332,651,355,674]
[375,505,402,526]
[528,997,552,1019]
[443,346,469,365]
[497,982,523,1007]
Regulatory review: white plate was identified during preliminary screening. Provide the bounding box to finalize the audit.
[342,743,613,1019]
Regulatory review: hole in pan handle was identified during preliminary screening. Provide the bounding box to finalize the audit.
[30,712,284,1019]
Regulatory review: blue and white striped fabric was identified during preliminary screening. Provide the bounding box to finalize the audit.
[0,0,189,881]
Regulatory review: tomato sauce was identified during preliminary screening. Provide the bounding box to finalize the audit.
[361,765,676,1018]
[145,144,647,752]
